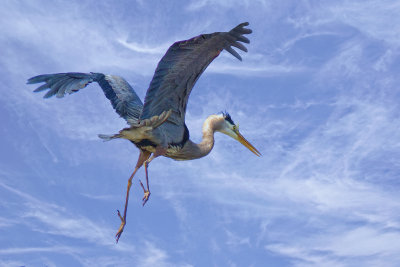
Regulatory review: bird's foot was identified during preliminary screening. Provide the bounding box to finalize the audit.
[142,191,151,206]
[139,180,151,206]
[115,210,125,243]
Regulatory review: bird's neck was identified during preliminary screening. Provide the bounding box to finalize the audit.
[199,115,221,156]
[180,115,222,160]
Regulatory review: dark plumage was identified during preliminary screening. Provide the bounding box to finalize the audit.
[222,112,235,125]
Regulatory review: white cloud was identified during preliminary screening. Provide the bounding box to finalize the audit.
[0,182,133,250]
[135,241,193,267]
[137,241,170,267]
[265,243,344,267]
[225,230,251,248]
[0,246,79,255]
[328,1,400,46]
[117,38,169,55]
[208,59,304,76]
[266,226,400,266]
[0,217,17,228]
[323,227,400,257]
[0,259,27,267]
[186,0,270,11]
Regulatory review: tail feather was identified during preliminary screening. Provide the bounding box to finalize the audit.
[98,133,121,141]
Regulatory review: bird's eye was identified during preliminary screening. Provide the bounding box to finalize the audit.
[232,125,237,131]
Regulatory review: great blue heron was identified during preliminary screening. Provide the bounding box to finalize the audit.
[27,22,260,242]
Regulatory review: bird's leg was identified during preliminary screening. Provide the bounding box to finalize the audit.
[139,157,154,206]
[140,146,167,206]
[115,150,151,243]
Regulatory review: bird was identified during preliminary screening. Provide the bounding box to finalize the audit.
[27,22,260,243]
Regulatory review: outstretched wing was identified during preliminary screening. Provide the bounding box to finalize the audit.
[140,22,252,129]
[27,72,143,125]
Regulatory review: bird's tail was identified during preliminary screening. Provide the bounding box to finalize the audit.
[98,133,122,141]
[99,110,171,141]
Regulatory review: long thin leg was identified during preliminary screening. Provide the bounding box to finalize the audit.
[139,160,151,206]
[140,146,166,206]
[115,150,151,243]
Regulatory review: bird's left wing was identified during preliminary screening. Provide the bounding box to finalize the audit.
[140,22,252,128]
[28,72,143,125]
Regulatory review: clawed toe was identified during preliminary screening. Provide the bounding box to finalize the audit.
[115,210,126,243]
[142,191,151,206]
[140,179,151,206]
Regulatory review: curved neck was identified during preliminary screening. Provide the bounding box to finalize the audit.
[198,115,219,156]
[177,115,222,160]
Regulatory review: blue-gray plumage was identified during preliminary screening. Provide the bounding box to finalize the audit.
[27,22,260,243]
[28,72,143,125]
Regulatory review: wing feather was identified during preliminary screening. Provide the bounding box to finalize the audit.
[139,22,252,144]
[28,72,143,125]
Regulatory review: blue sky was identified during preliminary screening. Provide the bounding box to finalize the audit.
[1,0,400,266]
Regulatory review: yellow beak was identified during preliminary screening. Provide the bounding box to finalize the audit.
[235,130,261,157]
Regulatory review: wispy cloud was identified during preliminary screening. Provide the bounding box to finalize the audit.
[186,0,269,11]
[79,192,120,201]
[0,259,27,267]
[328,1,400,45]
[208,59,305,76]
[0,182,132,250]
[117,38,169,55]
[0,246,80,255]
[266,226,400,266]
[0,217,17,228]
[136,241,173,267]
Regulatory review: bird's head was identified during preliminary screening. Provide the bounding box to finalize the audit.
[215,112,261,157]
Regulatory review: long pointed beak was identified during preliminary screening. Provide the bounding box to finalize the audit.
[235,131,261,157]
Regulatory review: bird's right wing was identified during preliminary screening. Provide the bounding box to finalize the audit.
[140,22,252,127]
[27,72,143,125]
